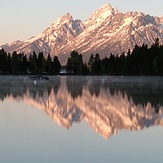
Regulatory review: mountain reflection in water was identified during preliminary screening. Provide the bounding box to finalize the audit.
[0,76,163,139]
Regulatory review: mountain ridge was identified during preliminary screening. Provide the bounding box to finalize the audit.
[1,3,163,65]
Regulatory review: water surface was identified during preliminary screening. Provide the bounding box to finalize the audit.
[0,76,163,163]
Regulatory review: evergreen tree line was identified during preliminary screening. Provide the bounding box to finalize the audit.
[0,50,61,74]
[67,38,163,76]
[0,38,163,75]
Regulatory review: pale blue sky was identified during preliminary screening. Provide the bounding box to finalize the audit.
[1,0,163,45]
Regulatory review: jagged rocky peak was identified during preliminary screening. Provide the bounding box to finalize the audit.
[40,13,84,42]
[99,2,120,15]
[52,13,74,26]
[92,2,114,17]
[101,2,113,11]
[85,2,119,27]
[60,12,73,21]
[50,12,85,34]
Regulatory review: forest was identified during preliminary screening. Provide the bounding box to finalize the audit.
[0,38,163,76]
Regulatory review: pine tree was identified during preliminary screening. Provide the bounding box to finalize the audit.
[37,52,46,74]
[45,54,53,74]
[66,50,84,74]
[53,56,61,74]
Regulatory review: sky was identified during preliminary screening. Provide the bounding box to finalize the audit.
[1,0,163,45]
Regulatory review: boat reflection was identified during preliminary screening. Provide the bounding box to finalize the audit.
[0,76,163,139]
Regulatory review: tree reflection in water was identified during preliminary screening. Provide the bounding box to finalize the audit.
[0,76,163,139]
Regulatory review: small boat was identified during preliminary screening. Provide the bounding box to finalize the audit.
[28,75,49,80]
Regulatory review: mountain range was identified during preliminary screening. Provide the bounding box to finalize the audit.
[1,3,163,65]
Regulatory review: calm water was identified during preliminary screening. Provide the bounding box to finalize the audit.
[0,76,163,163]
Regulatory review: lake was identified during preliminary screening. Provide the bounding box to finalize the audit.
[0,75,163,163]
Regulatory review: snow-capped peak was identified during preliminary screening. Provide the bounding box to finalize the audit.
[60,13,73,21]
[84,3,118,28]
[52,13,73,27]
[93,2,114,18]
[96,2,120,16]
[102,2,113,11]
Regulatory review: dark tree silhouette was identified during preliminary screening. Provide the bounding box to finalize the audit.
[53,56,61,74]
[66,50,84,74]
[0,38,163,76]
